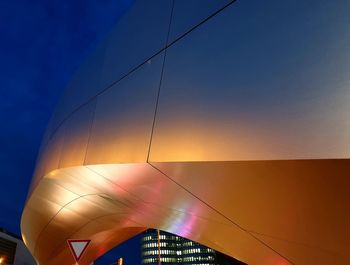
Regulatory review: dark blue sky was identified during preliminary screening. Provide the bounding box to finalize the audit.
[0,0,140,264]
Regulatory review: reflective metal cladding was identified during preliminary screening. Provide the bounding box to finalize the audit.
[21,1,350,265]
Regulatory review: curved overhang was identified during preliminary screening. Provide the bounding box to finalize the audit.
[22,1,350,265]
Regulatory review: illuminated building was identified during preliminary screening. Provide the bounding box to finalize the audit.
[141,230,181,265]
[0,228,36,265]
[181,239,216,265]
[21,0,350,265]
[141,229,245,265]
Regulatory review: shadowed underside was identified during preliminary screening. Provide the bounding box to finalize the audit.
[22,0,350,264]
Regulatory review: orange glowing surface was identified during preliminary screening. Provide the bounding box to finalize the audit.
[21,1,350,264]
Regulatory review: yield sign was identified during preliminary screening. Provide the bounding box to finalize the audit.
[67,239,91,262]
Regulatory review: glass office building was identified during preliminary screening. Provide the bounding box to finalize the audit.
[141,230,243,265]
[141,230,181,265]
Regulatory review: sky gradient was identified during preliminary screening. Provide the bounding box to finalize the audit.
[0,0,140,264]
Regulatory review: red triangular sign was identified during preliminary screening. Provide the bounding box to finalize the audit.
[67,239,91,262]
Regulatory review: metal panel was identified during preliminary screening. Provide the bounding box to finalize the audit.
[34,206,90,262]
[44,0,173,136]
[30,123,65,193]
[150,0,350,162]
[152,160,350,265]
[58,99,96,168]
[48,42,107,136]
[87,163,233,224]
[22,178,80,252]
[168,0,232,43]
[22,1,350,265]
[251,232,343,265]
[24,163,292,265]
[100,0,173,89]
[85,53,164,165]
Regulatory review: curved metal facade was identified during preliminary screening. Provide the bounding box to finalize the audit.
[21,1,350,264]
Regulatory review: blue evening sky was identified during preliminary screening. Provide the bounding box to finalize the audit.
[0,0,141,264]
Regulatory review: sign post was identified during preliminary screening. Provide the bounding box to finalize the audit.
[67,239,91,264]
